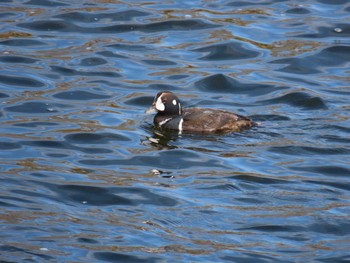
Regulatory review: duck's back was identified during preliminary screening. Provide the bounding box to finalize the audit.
[181,108,254,133]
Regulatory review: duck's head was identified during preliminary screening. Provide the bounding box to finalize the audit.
[147,91,182,116]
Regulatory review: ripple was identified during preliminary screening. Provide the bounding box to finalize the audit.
[25,0,68,6]
[0,141,22,150]
[79,57,108,67]
[53,90,111,100]
[5,102,63,113]
[124,95,153,107]
[286,7,311,15]
[38,182,178,206]
[13,121,59,128]
[142,59,177,66]
[0,92,10,99]
[18,19,218,34]
[317,0,349,4]
[192,42,260,60]
[22,140,112,154]
[260,91,327,110]
[271,46,350,74]
[0,56,38,64]
[290,165,350,177]
[80,149,228,169]
[65,132,131,144]
[94,252,160,263]
[269,146,350,156]
[54,10,150,22]
[0,73,44,88]
[0,39,47,46]
[195,73,285,95]
[50,66,121,78]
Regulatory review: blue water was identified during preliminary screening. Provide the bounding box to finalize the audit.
[1,0,350,262]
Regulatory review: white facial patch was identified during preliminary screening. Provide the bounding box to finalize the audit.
[172,99,177,105]
[155,95,165,111]
[178,118,183,134]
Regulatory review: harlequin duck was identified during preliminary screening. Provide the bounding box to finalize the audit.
[147,91,254,133]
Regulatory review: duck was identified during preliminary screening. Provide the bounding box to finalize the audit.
[147,91,255,133]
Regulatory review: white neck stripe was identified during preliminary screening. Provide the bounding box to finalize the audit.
[178,118,183,134]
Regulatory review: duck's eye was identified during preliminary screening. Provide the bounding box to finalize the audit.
[172,99,177,105]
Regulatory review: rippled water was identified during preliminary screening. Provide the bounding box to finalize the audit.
[1,0,350,262]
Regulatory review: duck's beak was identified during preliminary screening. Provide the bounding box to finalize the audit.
[145,103,157,114]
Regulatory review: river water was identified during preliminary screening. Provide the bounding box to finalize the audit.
[1,0,350,262]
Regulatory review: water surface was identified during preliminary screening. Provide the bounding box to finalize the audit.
[1,0,350,262]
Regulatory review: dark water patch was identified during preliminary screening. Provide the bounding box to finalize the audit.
[309,220,350,236]
[124,95,153,107]
[11,189,49,201]
[25,0,68,6]
[317,0,349,4]
[221,254,277,263]
[0,12,16,19]
[80,57,107,67]
[166,74,189,80]
[260,91,327,110]
[13,121,58,128]
[22,140,112,154]
[65,132,131,144]
[30,172,50,178]
[47,153,69,158]
[233,174,287,185]
[250,114,290,121]
[0,73,44,88]
[0,56,38,64]
[148,83,180,92]
[0,92,10,99]
[97,51,127,59]
[0,245,55,261]
[195,73,285,95]
[227,0,288,7]
[269,146,350,156]
[291,165,350,177]
[39,182,177,207]
[53,90,111,100]
[318,134,350,144]
[286,7,310,15]
[18,20,81,32]
[94,252,160,263]
[271,46,350,74]
[279,76,320,87]
[239,224,304,233]
[198,183,240,191]
[142,59,177,66]
[18,19,218,34]
[0,39,47,46]
[297,23,350,38]
[5,102,62,113]
[55,10,150,23]
[305,180,350,192]
[107,43,152,52]
[0,141,21,150]
[192,42,260,61]
[50,65,121,78]
[77,237,99,244]
[318,255,350,263]
[80,149,227,169]
[0,200,16,207]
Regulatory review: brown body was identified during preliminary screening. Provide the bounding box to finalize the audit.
[181,108,254,133]
[148,91,254,133]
